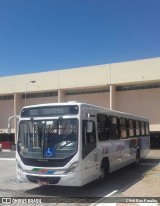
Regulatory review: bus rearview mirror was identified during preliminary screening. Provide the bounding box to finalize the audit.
[8,122,11,134]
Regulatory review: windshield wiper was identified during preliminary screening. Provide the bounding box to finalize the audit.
[48,117,63,135]
[59,141,72,149]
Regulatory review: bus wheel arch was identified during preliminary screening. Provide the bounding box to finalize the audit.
[99,157,110,180]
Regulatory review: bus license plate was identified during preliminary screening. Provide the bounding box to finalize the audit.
[38,180,49,185]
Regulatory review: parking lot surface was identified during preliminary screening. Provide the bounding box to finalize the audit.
[0,150,159,206]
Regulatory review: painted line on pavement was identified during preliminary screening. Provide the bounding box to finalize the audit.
[0,158,15,161]
[90,190,118,206]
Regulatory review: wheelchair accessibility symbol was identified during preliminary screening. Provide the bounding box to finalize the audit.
[44,148,54,158]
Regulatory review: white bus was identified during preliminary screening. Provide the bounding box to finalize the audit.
[10,102,150,186]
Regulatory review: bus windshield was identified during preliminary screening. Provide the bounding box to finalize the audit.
[18,118,78,159]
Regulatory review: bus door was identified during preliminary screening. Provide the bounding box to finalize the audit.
[81,117,98,181]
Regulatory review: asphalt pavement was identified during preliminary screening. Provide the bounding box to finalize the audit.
[0,150,16,158]
[0,149,160,206]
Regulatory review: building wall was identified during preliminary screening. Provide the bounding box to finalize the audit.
[65,92,110,108]
[0,100,14,132]
[111,57,160,84]
[1,57,160,133]
[22,96,58,107]
[1,57,160,95]
[116,88,160,131]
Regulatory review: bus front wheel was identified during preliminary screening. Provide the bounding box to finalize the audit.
[99,159,109,180]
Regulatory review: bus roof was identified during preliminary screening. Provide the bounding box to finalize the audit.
[22,101,149,121]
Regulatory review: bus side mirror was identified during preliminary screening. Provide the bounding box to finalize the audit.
[87,122,93,133]
[8,122,11,134]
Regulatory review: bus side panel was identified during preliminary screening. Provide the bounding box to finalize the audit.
[140,135,150,159]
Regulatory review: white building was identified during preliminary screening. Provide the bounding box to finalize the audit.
[0,57,160,134]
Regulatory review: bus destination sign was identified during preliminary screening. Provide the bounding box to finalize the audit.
[21,105,79,117]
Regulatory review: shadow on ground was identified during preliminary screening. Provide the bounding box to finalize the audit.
[24,161,158,198]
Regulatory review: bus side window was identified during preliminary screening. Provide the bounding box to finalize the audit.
[82,120,96,159]
[128,119,134,137]
[135,120,140,136]
[109,116,120,140]
[97,114,109,141]
[141,122,145,136]
[120,118,128,139]
[145,122,149,135]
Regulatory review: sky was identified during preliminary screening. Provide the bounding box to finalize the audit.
[0,0,160,76]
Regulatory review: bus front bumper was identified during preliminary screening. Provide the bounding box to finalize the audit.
[17,169,83,186]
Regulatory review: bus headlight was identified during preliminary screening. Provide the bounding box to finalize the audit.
[65,161,79,174]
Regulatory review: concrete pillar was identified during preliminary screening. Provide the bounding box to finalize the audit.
[110,85,116,110]
[14,93,22,143]
[58,89,65,103]
[14,93,22,116]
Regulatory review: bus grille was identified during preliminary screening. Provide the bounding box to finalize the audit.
[26,175,61,184]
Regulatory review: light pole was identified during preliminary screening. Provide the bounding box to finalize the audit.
[25,80,36,106]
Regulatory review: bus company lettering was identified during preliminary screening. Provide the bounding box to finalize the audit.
[116,144,125,152]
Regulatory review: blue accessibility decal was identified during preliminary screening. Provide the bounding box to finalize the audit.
[44,148,54,158]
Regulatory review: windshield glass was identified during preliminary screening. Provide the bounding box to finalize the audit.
[18,118,78,159]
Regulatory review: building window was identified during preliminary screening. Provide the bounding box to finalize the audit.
[116,82,160,91]
[0,95,14,100]
[22,91,58,99]
[66,88,109,95]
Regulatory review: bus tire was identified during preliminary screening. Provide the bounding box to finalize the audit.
[99,158,109,180]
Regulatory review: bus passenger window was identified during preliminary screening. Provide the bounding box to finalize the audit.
[135,120,140,136]
[97,114,109,141]
[141,122,145,136]
[128,119,134,137]
[109,116,119,140]
[120,118,127,139]
[82,120,96,159]
[145,122,149,135]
